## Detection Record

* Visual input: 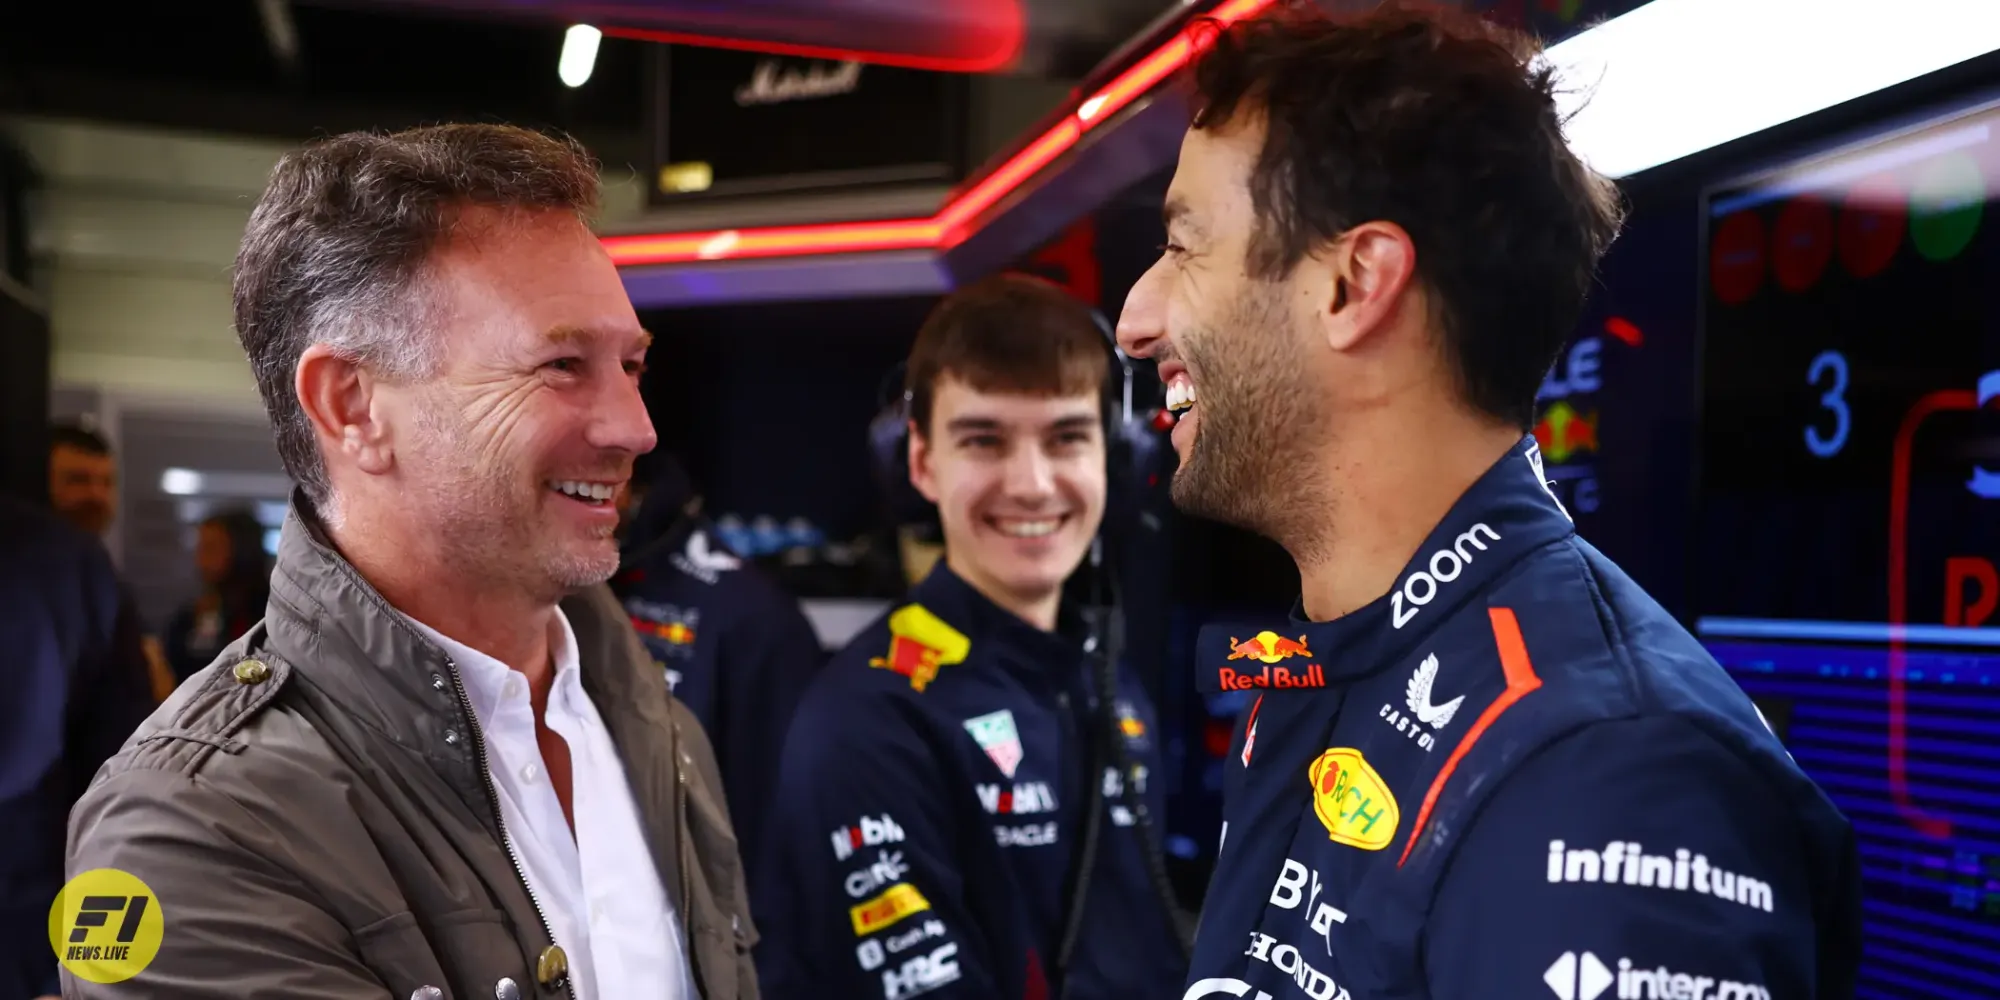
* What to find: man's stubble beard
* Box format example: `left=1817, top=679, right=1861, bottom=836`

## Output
left=408, top=402, right=620, bottom=603
left=1169, top=280, right=1333, bottom=557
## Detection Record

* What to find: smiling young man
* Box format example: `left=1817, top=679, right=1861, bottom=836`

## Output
left=1117, top=6, right=1862, bottom=1000
left=62, top=125, right=755, bottom=999
left=754, top=273, right=1186, bottom=1000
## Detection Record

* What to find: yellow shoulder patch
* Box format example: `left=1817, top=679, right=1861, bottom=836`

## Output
left=868, top=604, right=971, bottom=692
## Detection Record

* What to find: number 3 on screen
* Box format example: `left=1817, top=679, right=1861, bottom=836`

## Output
left=1804, top=350, right=1850, bottom=459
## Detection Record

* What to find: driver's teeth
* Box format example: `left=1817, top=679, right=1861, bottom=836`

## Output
left=1166, top=380, right=1198, bottom=413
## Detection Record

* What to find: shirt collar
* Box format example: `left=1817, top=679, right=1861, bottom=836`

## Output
left=1195, top=434, right=1576, bottom=694
left=402, top=607, right=584, bottom=723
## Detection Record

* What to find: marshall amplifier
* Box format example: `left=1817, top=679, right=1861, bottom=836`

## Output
left=646, top=45, right=969, bottom=204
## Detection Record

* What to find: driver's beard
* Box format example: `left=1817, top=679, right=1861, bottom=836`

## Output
left=1169, top=281, right=1334, bottom=560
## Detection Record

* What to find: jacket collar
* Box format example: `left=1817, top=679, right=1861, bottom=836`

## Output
left=261, top=493, right=678, bottom=760
left=261, top=493, right=691, bottom=916
left=1195, top=435, right=1577, bottom=694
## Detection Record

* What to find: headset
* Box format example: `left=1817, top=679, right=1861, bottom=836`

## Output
left=864, top=288, right=1159, bottom=538
left=864, top=275, right=1193, bottom=991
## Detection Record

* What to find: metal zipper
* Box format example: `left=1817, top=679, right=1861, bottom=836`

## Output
left=669, top=714, right=694, bottom=983
left=441, top=654, right=579, bottom=1000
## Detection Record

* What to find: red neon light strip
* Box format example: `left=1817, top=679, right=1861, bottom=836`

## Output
left=1885, top=389, right=1962, bottom=842
left=601, top=0, right=1025, bottom=77
left=605, top=0, right=1276, bottom=268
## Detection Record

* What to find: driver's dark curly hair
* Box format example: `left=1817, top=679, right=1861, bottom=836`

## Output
left=1189, top=1, right=1625, bottom=429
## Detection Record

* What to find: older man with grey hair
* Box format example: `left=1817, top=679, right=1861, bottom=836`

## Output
left=61, top=124, right=756, bottom=999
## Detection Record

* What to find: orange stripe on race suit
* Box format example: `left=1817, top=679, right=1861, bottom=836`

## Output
left=1397, top=606, right=1543, bottom=867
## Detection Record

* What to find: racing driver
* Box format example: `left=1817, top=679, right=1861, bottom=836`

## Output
left=1115, top=6, right=1864, bottom=1000
left=755, top=273, right=1187, bottom=1000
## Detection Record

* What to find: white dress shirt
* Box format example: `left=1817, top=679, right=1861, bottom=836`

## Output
left=405, top=608, right=694, bottom=1000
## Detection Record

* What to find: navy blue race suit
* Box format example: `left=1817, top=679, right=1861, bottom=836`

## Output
left=755, top=562, right=1187, bottom=1000
left=1182, top=437, right=1863, bottom=1000
left=613, top=511, right=825, bottom=899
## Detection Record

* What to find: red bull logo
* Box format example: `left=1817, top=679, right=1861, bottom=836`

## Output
left=869, top=604, right=971, bottom=693
left=631, top=616, right=696, bottom=646
left=1532, top=401, right=1598, bottom=464
left=1218, top=662, right=1328, bottom=691
left=1227, top=630, right=1313, bottom=664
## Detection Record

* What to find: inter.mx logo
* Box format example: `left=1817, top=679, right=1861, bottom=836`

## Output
left=831, top=814, right=905, bottom=861
left=1545, top=952, right=1770, bottom=1000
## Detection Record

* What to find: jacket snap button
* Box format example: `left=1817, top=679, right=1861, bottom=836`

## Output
left=495, top=976, right=521, bottom=1000
left=232, top=660, right=271, bottom=685
left=410, top=988, right=443, bottom=1000
left=536, top=945, right=569, bottom=988
left=442, top=729, right=460, bottom=746
left=431, top=673, right=447, bottom=691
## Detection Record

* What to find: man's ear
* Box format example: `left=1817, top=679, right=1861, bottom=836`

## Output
left=296, top=344, right=395, bottom=478
left=1314, top=220, right=1418, bottom=353
left=906, top=419, right=941, bottom=504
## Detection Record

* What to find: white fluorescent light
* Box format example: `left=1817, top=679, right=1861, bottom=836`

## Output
left=559, top=24, right=602, bottom=89
left=160, top=468, right=204, bottom=496
left=1547, top=0, right=2000, bottom=178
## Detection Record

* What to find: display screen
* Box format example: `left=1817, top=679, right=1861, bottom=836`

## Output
left=1697, top=95, right=2000, bottom=999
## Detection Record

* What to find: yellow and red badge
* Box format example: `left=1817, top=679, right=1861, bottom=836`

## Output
left=869, top=604, right=971, bottom=693
left=630, top=615, right=695, bottom=647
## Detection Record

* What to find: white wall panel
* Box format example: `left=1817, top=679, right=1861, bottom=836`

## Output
left=9, top=117, right=288, bottom=202
left=39, top=192, right=251, bottom=271
left=13, top=115, right=651, bottom=407
left=9, top=116, right=276, bottom=405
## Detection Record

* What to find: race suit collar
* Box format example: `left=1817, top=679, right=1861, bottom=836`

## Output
left=1195, top=435, right=1575, bottom=693
left=912, top=560, right=1089, bottom=678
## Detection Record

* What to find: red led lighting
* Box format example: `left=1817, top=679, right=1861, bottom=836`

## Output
left=605, top=0, right=1277, bottom=269
left=601, top=7, right=1024, bottom=77
left=1603, top=316, right=1644, bottom=347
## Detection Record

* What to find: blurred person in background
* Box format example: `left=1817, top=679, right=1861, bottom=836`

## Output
left=47, top=422, right=116, bottom=539
left=1116, top=5, right=1862, bottom=999
left=755, top=273, right=1187, bottom=1000
left=162, top=508, right=272, bottom=683
left=63, top=123, right=756, bottom=999
left=1, top=492, right=155, bottom=1000
left=612, top=452, right=826, bottom=901
left=47, top=423, right=177, bottom=702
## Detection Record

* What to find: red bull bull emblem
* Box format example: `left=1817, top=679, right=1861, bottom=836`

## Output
left=1219, top=631, right=1326, bottom=690
left=870, top=604, right=971, bottom=693
left=631, top=616, right=696, bottom=646
left=1532, top=401, right=1599, bottom=464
